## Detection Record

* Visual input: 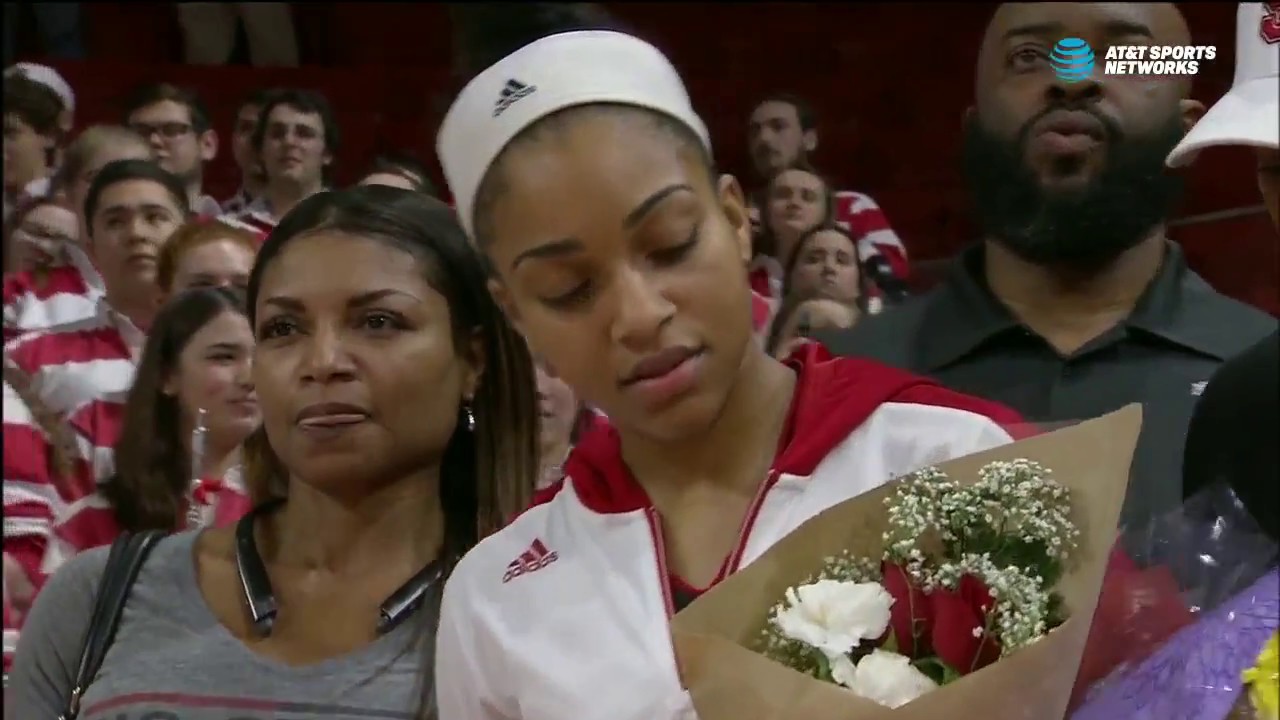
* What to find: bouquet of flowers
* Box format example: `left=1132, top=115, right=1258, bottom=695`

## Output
left=1070, top=482, right=1279, bottom=720
left=671, top=406, right=1141, bottom=720
left=756, top=458, right=1079, bottom=708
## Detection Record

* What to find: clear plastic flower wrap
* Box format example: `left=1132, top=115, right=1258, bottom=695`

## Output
left=1070, top=481, right=1280, bottom=720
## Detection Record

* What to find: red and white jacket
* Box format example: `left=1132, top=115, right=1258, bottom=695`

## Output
left=436, top=344, right=1024, bottom=720
left=2, top=294, right=139, bottom=587
left=832, top=190, right=908, bottom=285
left=3, top=244, right=104, bottom=343
left=1, top=303, right=138, bottom=674
left=41, top=469, right=252, bottom=574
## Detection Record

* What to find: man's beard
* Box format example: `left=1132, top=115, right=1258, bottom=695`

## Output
left=961, top=105, right=1187, bottom=270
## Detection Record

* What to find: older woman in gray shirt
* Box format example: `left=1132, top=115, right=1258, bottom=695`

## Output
left=6, top=186, right=540, bottom=719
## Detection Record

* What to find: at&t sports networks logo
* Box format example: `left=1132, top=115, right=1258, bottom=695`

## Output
left=1050, top=38, right=1216, bottom=82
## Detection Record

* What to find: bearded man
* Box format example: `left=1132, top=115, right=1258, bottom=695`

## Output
left=819, top=2, right=1276, bottom=528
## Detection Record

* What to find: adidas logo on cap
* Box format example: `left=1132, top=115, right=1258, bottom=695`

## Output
left=493, top=78, right=536, bottom=118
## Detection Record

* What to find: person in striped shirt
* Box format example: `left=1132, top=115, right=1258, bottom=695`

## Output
left=219, top=88, right=337, bottom=236
left=747, top=93, right=911, bottom=289
left=43, top=286, right=258, bottom=573
left=5, top=287, right=258, bottom=673
left=2, top=159, right=189, bottom=625
left=4, top=126, right=154, bottom=341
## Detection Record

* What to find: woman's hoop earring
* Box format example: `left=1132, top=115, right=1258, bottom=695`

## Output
left=465, top=404, right=476, bottom=432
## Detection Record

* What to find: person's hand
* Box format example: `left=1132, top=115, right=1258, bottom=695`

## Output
left=9, top=228, right=71, bottom=274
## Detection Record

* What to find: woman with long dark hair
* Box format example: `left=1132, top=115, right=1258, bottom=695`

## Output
left=41, top=286, right=259, bottom=573
left=782, top=223, right=867, bottom=310
left=6, top=186, right=539, bottom=719
left=762, top=223, right=876, bottom=358
left=432, top=14, right=1025, bottom=720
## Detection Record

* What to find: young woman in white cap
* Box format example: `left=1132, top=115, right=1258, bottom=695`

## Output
left=1172, top=1, right=1279, bottom=542
left=433, top=21, right=1028, bottom=720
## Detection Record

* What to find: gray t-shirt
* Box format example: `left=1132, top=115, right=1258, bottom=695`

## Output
left=5, top=530, right=430, bottom=720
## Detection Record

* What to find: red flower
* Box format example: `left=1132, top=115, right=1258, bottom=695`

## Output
left=881, top=562, right=932, bottom=657
left=930, top=574, right=1002, bottom=673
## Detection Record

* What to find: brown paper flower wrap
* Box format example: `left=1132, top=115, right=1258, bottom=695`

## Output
left=670, top=405, right=1142, bottom=720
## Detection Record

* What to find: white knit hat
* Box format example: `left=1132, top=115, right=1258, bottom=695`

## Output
left=1167, top=2, right=1279, bottom=166
left=437, top=30, right=710, bottom=240
left=6, top=62, right=75, bottom=113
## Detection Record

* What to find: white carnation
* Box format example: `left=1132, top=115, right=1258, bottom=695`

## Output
left=848, top=650, right=938, bottom=709
left=771, top=579, right=893, bottom=658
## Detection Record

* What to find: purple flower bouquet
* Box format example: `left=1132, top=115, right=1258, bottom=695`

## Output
left=1072, top=568, right=1278, bottom=720
left=1072, top=483, right=1279, bottom=720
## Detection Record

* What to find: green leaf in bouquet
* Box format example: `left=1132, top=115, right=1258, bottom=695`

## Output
left=912, top=655, right=965, bottom=686
left=881, top=628, right=899, bottom=655
left=813, top=649, right=832, bottom=681
left=991, top=537, right=1059, bottom=579
left=1045, top=591, right=1067, bottom=628
left=956, top=516, right=1003, bottom=557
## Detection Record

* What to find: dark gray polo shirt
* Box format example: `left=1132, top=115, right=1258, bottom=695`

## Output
left=818, top=243, right=1277, bottom=529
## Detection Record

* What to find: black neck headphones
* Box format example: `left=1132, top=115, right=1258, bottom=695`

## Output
left=235, top=498, right=444, bottom=637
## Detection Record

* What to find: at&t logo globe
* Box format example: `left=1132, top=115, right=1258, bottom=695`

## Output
left=1050, top=38, right=1095, bottom=82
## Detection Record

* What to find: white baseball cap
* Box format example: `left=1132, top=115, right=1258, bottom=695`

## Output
left=437, top=30, right=710, bottom=240
left=5, top=62, right=75, bottom=113
left=1167, top=2, right=1279, bottom=166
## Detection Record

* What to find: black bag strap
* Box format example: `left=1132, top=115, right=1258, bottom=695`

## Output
left=60, top=530, right=164, bottom=720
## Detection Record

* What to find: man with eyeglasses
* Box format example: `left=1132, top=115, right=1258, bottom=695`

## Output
left=123, top=82, right=222, bottom=217
left=220, top=88, right=337, bottom=235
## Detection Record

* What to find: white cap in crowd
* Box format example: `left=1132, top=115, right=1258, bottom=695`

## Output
left=5, top=62, right=76, bottom=114
left=1167, top=2, right=1279, bottom=166
left=437, top=30, right=710, bottom=240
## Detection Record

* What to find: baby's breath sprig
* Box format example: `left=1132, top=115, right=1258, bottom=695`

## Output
left=808, top=550, right=882, bottom=585
left=884, top=460, right=1079, bottom=589
left=960, top=460, right=1079, bottom=586
left=883, top=467, right=959, bottom=563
